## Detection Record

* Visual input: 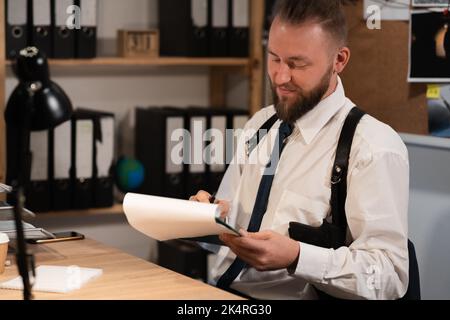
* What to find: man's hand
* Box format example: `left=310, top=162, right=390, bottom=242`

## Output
left=189, top=190, right=230, bottom=220
left=219, top=230, right=300, bottom=272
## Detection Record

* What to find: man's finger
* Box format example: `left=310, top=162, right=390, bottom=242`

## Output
left=225, top=243, right=262, bottom=267
left=189, top=190, right=211, bottom=203
left=219, top=233, right=239, bottom=243
left=220, top=234, right=258, bottom=253
left=246, top=230, right=272, bottom=241
left=225, top=235, right=264, bottom=254
left=196, top=190, right=211, bottom=203
left=216, top=200, right=230, bottom=218
left=239, top=229, right=249, bottom=237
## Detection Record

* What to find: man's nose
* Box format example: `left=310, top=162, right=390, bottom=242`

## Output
left=274, top=62, right=292, bottom=86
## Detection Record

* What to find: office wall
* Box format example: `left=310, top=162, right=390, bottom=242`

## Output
left=402, top=134, right=450, bottom=300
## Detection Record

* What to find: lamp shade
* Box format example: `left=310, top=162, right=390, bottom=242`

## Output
left=5, top=47, right=73, bottom=131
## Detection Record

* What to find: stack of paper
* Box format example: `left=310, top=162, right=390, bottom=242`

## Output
left=0, top=265, right=103, bottom=293
left=0, top=220, right=54, bottom=240
left=0, top=204, right=36, bottom=220
left=0, top=183, right=12, bottom=193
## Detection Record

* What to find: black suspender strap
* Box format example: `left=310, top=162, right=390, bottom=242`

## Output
left=330, top=107, right=366, bottom=230
left=246, top=107, right=366, bottom=235
left=256, top=114, right=279, bottom=141
left=245, top=114, right=278, bottom=157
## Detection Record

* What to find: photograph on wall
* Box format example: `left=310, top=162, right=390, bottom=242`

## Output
left=409, top=10, right=450, bottom=82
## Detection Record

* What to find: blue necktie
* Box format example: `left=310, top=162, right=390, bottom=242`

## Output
left=216, top=121, right=293, bottom=290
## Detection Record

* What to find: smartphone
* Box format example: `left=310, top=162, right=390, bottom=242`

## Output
left=27, top=231, right=85, bottom=244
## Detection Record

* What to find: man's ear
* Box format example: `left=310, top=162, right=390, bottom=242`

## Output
left=334, top=47, right=351, bottom=74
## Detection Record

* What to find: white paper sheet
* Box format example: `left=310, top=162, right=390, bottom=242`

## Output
left=123, top=193, right=239, bottom=241
left=0, top=265, right=102, bottom=293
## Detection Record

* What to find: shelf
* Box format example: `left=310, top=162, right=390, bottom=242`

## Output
left=0, top=0, right=265, bottom=191
left=34, top=203, right=124, bottom=219
left=5, top=57, right=250, bottom=67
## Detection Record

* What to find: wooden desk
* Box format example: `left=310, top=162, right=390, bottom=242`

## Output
left=0, top=239, right=242, bottom=300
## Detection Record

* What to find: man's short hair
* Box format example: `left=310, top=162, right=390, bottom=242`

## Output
left=271, top=0, right=349, bottom=47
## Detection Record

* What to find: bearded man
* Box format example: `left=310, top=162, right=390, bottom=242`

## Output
left=190, top=0, right=409, bottom=300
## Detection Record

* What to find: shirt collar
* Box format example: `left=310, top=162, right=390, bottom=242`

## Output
left=295, top=76, right=346, bottom=145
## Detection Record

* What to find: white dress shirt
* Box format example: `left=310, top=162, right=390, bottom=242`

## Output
left=209, top=77, right=410, bottom=300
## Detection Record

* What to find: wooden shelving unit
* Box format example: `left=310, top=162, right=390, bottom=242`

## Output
left=0, top=0, right=265, bottom=212
left=5, top=57, right=250, bottom=67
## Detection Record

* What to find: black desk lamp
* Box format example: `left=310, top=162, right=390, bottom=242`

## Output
left=4, top=47, right=73, bottom=300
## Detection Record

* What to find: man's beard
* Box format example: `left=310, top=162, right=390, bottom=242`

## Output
left=272, top=66, right=333, bottom=124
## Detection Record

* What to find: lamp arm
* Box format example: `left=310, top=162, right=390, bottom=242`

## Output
left=12, top=85, right=36, bottom=300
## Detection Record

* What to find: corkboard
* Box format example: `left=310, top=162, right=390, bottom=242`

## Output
left=341, top=2, right=428, bottom=134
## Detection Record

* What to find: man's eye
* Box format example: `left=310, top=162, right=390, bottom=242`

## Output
left=272, top=58, right=281, bottom=63
left=290, top=63, right=307, bottom=69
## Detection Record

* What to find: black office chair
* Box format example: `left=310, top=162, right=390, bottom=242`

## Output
left=400, top=240, right=421, bottom=300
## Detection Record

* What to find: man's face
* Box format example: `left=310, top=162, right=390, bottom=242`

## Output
left=268, top=18, right=337, bottom=123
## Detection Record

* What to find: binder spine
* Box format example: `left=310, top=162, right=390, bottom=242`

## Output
left=136, top=108, right=165, bottom=196
left=93, top=115, right=115, bottom=207
left=31, top=0, right=52, bottom=58
left=71, top=116, right=94, bottom=209
left=184, top=108, right=208, bottom=198
left=207, top=112, right=227, bottom=193
left=190, top=0, right=210, bottom=57
left=26, top=130, right=51, bottom=212
left=51, top=0, right=76, bottom=59
left=6, top=0, right=29, bottom=59
left=74, top=109, right=115, bottom=208
left=75, top=0, right=97, bottom=58
left=229, top=0, right=249, bottom=57
left=159, top=0, right=191, bottom=56
left=164, top=115, right=186, bottom=199
left=51, top=122, right=73, bottom=211
left=210, top=0, right=229, bottom=57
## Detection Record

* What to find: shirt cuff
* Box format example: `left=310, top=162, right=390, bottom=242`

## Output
left=288, top=242, right=332, bottom=284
